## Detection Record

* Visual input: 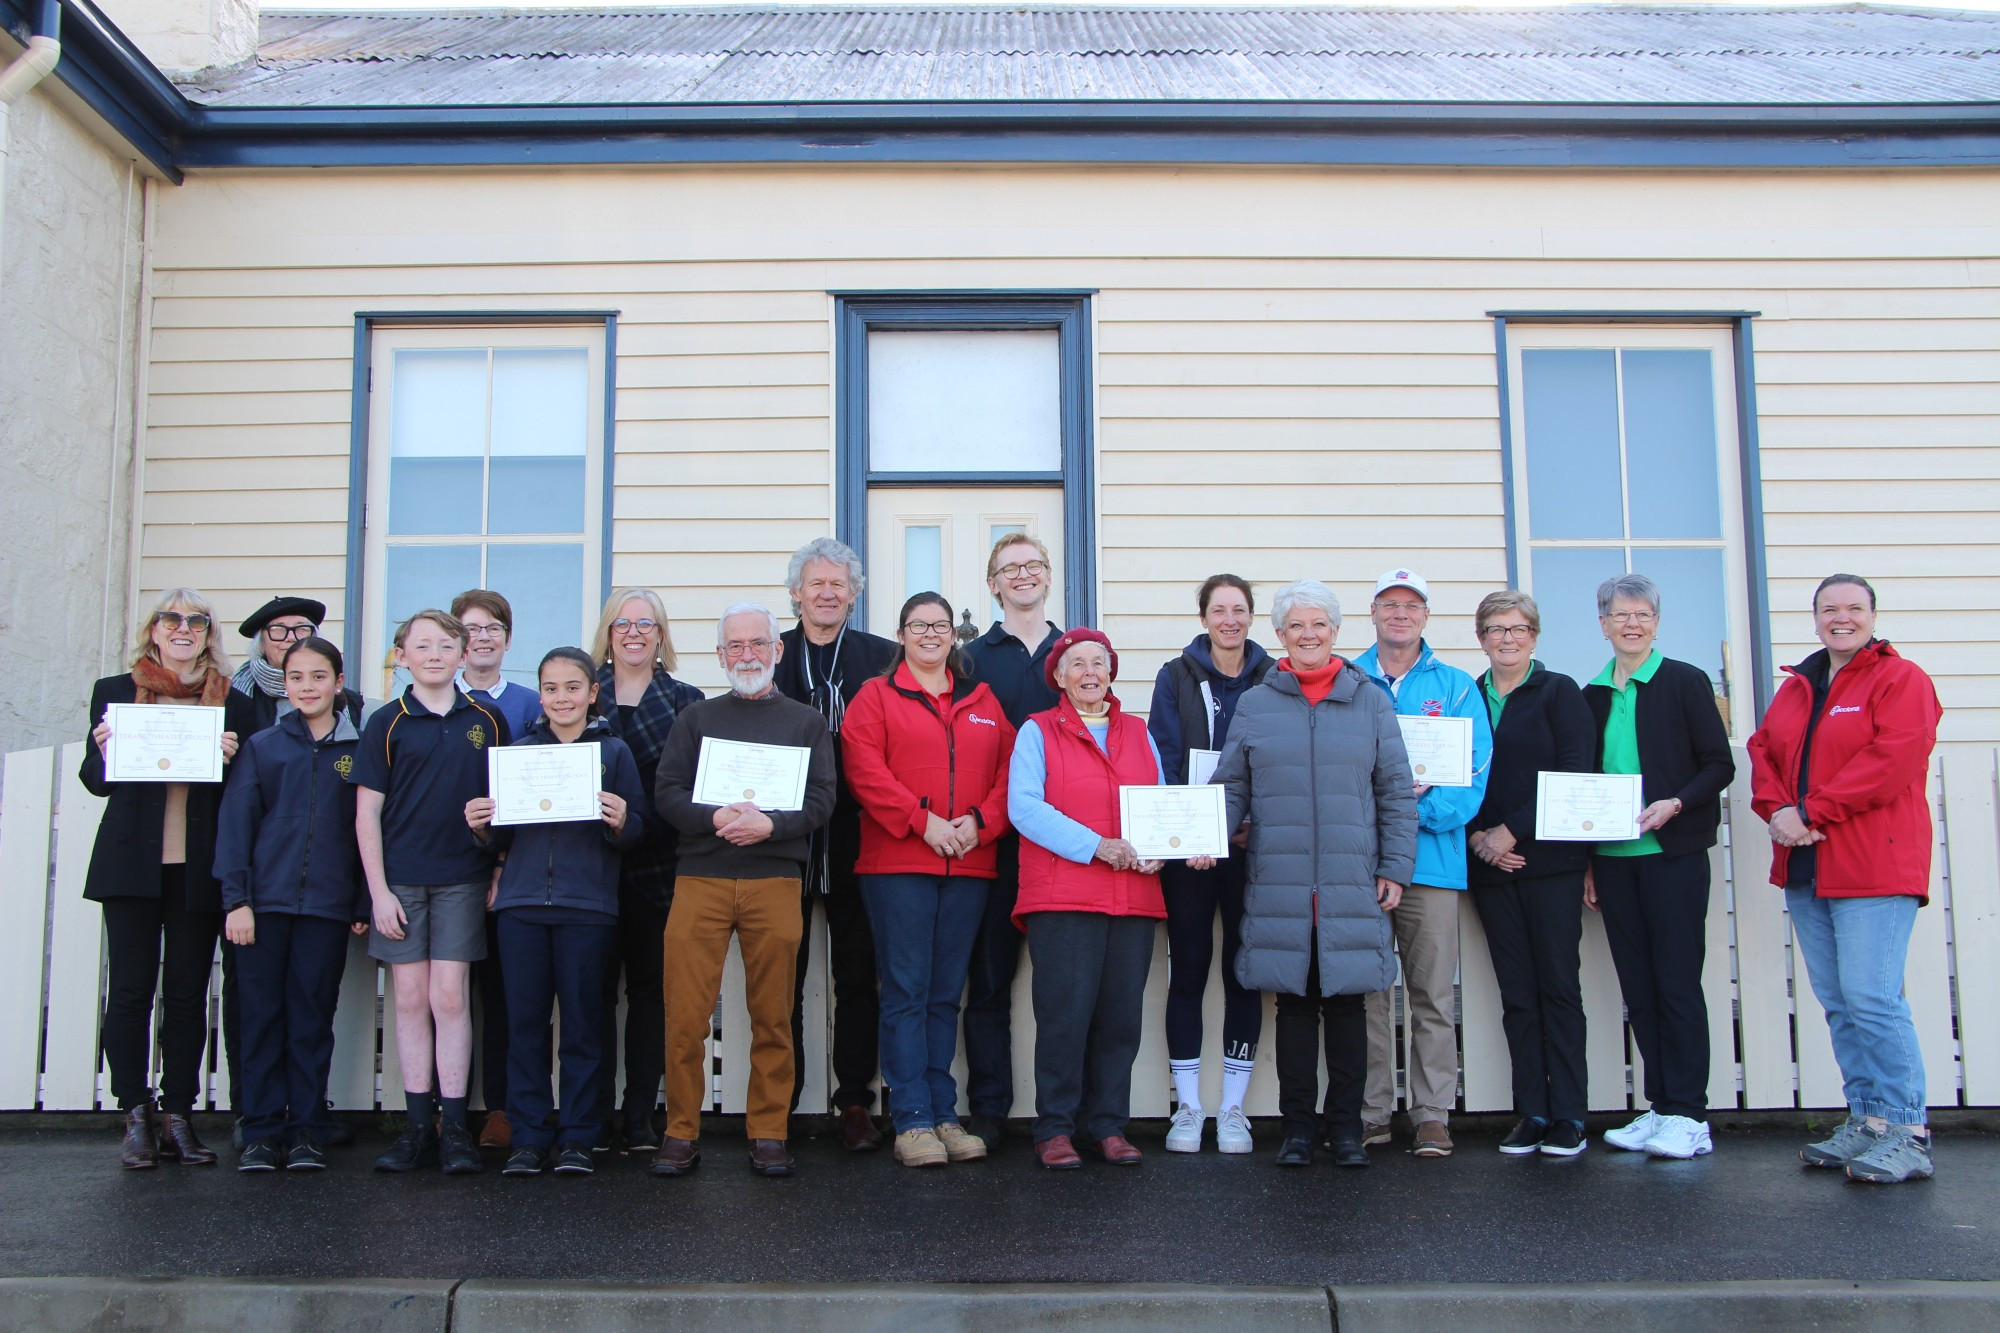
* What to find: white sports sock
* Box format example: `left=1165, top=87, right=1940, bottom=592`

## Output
left=1220, top=1058, right=1255, bottom=1113
left=1170, top=1059, right=1203, bottom=1114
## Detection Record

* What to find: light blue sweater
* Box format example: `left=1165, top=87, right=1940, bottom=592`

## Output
left=1007, top=714, right=1166, bottom=865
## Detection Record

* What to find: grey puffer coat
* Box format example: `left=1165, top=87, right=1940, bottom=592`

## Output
left=1217, top=662, right=1418, bottom=998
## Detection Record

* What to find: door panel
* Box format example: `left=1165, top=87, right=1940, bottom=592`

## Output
left=865, top=488, right=1065, bottom=638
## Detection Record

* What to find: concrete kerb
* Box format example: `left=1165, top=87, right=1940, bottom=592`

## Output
left=4, top=1277, right=2000, bottom=1331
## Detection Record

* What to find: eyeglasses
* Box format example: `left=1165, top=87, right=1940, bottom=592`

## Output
left=722, top=638, right=775, bottom=659
left=996, top=560, right=1049, bottom=579
left=1480, top=624, right=1537, bottom=640
left=903, top=620, right=953, bottom=636
left=1375, top=600, right=1427, bottom=614
left=1603, top=611, right=1658, bottom=625
left=264, top=622, right=316, bottom=642
left=611, top=618, right=659, bottom=633
left=464, top=623, right=508, bottom=640
left=156, top=612, right=211, bottom=632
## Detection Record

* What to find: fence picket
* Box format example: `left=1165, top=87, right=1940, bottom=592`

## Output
left=44, top=744, right=108, bottom=1110
left=1946, top=748, right=2000, bottom=1103
left=1456, top=894, right=1511, bottom=1113
left=328, top=938, right=379, bottom=1110
left=1580, top=912, right=1629, bottom=1110
left=0, top=749, right=56, bottom=1107
left=1909, top=760, right=1959, bottom=1105
left=1703, top=842, right=1737, bottom=1113
left=1729, top=776, right=1795, bottom=1108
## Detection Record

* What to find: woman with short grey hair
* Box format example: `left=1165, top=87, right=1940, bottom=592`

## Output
left=1583, top=573, right=1735, bottom=1161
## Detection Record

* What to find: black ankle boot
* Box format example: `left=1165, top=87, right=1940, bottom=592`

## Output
left=120, top=1105, right=158, bottom=1170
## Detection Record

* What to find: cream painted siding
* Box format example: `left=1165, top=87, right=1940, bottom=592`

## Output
left=137, top=167, right=1998, bottom=728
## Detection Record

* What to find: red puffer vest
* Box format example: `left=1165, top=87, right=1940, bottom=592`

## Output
left=1012, top=694, right=1168, bottom=928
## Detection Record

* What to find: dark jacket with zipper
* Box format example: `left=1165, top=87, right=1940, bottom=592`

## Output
left=489, top=716, right=647, bottom=916
left=1467, top=663, right=1595, bottom=887
left=79, top=673, right=259, bottom=911
left=1583, top=655, right=1737, bottom=857
left=214, top=710, right=367, bottom=921
left=1145, top=635, right=1275, bottom=785
left=235, top=680, right=367, bottom=738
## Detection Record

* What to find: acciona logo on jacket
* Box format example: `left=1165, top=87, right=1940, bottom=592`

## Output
left=967, top=713, right=999, bottom=727
left=1830, top=705, right=1864, bottom=715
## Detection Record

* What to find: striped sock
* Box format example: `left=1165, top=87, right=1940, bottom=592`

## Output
left=1221, top=1058, right=1255, bottom=1113
left=1170, top=1059, right=1203, bottom=1114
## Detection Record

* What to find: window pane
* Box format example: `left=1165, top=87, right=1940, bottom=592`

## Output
left=1522, top=349, right=1624, bottom=541
left=1640, top=547, right=1731, bottom=688
left=487, top=350, right=589, bottom=535
left=1623, top=350, right=1723, bottom=540
left=1529, top=546, right=1626, bottom=685
left=389, top=349, right=487, bottom=535
left=384, top=545, right=483, bottom=691
left=868, top=330, right=1061, bottom=473
left=490, top=458, right=586, bottom=535
left=487, top=544, right=585, bottom=689
left=903, top=525, right=942, bottom=604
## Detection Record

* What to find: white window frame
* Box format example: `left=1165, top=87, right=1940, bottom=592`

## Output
left=359, top=324, right=608, bottom=700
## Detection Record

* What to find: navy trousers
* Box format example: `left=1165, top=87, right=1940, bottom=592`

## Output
left=498, top=910, right=616, bottom=1149
left=1025, top=911, right=1155, bottom=1145
left=234, top=911, right=350, bottom=1145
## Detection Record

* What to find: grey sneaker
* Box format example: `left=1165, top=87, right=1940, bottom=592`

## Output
left=1801, top=1115, right=1879, bottom=1169
left=1846, top=1125, right=1934, bottom=1184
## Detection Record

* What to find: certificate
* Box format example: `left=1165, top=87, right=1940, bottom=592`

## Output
left=1536, top=771, right=1644, bottom=842
left=1186, top=748, right=1222, bottom=786
left=1119, top=784, right=1230, bottom=861
left=1397, top=714, right=1474, bottom=788
left=104, top=703, right=225, bottom=783
left=692, top=736, right=812, bottom=812
left=489, top=741, right=601, bottom=826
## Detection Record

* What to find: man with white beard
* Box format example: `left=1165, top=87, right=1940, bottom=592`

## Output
left=651, top=604, right=838, bottom=1178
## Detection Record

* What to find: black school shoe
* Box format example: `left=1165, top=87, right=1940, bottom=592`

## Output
left=1499, top=1117, right=1549, bottom=1155
left=1275, top=1133, right=1314, bottom=1167
left=552, top=1143, right=595, bottom=1175
left=374, top=1122, right=440, bottom=1173
left=440, top=1121, right=484, bottom=1175
left=1327, top=1133, right=1370, bottom=1168
left=503, top=1145, right=549, bottom=1176
left=1539, top=1120, right=1588, bottom=1157
left=286, top=1136, right=329, bottom=1171
left=622, top=1106, right=662, bottom=1154
left=237, top=1139, right=282, bottom=1173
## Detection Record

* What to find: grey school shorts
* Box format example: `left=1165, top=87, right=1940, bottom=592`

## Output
left=368, top=881, right=489, bottom=964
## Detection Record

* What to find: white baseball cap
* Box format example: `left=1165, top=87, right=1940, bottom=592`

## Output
left=1373, top=568, right=1430, bottom=602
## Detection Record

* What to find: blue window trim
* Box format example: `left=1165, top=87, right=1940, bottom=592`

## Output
left=342, top=310, right=620, bottom=650
left=834, top=292, right=1095, bottom=630
left=1489, top=310, right=1775, bottom=722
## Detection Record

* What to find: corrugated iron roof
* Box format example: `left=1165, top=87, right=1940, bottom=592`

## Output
left=180, top=5, right=2000, bottom=107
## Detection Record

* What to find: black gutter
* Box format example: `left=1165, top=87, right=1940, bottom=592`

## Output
left=5, top=0, right=184, bottom=178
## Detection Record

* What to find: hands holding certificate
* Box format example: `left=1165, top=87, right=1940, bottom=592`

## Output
left=96, top=703, right=236, bottom=782
left=468, top=741, right=628, bottom=834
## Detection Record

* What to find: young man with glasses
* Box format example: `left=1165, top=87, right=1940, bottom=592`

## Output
left=960, top=533, right=1063, bottom=1147
left=234, top=596, right=368, bottom=734
left=772, top=539, right=896, bottom=1151
left=1351, top=568, right=1493, bottom=1160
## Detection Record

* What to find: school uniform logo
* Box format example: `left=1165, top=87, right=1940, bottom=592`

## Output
left=333, top=754, right=355, bottom=780
left=467, top=723, right=488, bottom=749
left=1421, top=699, right=1445, bottom=717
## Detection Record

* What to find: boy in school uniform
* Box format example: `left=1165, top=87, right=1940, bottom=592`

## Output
left=354, top=609, right=509, bottom=1175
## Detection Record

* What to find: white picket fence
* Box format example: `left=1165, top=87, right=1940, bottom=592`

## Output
left=2, top=740, right=1996, bottom=1118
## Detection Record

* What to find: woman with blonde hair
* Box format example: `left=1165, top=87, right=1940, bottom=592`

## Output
left=82, top=587, right=256, bottom=1168
left=590, top=587, right=705, bottom=1150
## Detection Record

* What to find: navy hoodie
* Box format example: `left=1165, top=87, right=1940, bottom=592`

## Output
left=1146, top=635, right=1275, bottom=784
left=214, top=709, right=368, bottom=922
left=489, top=715, right=647, bottom=916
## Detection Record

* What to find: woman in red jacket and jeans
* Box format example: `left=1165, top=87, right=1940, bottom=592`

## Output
left=842, top=593, right=1015, bottom=1168
left=1749, top=574, right=1942, bottom=1184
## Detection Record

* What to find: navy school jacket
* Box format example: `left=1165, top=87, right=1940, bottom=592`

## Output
left=488, top=715, right=647, bottom=916
left=214, top=709, right=368, bottom=922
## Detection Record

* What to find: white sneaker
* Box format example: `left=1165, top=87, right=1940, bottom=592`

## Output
left=1216, top=1106, right=1254, bottom=1155
left=1165, top=1104, right=1205, bottom=1153
left=1642, top=1115, right=1714, bottom=1160
left=1603, top=1110, right=1663, bottom=1152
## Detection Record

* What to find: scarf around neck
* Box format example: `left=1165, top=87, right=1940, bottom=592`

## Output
left=133, top=654, right=232, bottom=707
left=233, top=655, right=287, bottom=699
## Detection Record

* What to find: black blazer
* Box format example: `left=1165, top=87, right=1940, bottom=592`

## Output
left=79, top=673, right=259, bottom=911
left=1583, top=655, right=1736, bottom=857
left=1468, top=664, right=1595, bottom=886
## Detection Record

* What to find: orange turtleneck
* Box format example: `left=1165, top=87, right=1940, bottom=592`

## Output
left=1280, top=656, right=1342, bottom=705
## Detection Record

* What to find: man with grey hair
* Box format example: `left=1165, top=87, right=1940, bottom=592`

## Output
left=773, top=537, right=896, bottom=1150
left=651, top=603, right=838, bottom=1178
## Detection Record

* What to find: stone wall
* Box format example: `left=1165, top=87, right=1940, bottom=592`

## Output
left=0, top=86, right=143, bottom=754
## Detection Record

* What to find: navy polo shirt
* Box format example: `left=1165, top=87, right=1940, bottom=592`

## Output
left=352, top=688, right=510, bottom=885
left=458, top=673, right=542, bottom=739
left=964, top=619, right=1063, bottom=728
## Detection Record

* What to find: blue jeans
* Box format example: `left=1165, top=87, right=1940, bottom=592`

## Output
left=1786, top=888, right=1926, bottom=1125
left=860, top=873, right=990, bottom=1132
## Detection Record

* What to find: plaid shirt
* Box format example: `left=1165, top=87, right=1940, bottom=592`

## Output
left=596, top=663, right=706, bottom=906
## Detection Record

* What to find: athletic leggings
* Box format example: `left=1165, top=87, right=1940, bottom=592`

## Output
left=1161, top=857, right=1261, bottom=1062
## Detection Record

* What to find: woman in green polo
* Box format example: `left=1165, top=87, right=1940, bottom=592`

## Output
left=1582, top=574, right=1735, bottom=1162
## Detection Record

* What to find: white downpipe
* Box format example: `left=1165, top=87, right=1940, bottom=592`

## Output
left=0, top=31, right=64, bottom=302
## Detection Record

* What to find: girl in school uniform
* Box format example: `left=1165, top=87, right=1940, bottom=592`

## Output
left=214, top=636, right=371, bottom=1172
left=467, top=647, right=648, bottom=1176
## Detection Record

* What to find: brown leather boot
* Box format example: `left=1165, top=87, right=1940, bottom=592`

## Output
left=157, top=1112, right=218, bottom=1165
left=120, top=1105, right=158, bottom=1170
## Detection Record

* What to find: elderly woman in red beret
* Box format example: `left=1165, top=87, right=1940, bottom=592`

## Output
left=1006, top=628, right=1168, bottom=1169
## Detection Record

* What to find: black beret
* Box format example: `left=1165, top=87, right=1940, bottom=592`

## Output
left=239, top=596, right=327, bottom=639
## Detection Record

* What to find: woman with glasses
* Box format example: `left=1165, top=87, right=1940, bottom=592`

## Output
left=231, top=597, right=368, bottom=734
left=82, top=588, right=256, bottom=1168
left=1583, top=573, right=1735, bottom=1160
left=1464, top=591, right=1596, bottom=1157
left=840, top=594, right=1015, bottom=1168
left=590, top=589, right=706, bottom=1152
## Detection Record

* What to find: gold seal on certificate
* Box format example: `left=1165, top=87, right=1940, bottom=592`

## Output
left=488, top=741, right=602, bottom=826
left=1535, top=771, right=1644, bottom=842
left=104, top=703, right=226, bottom=784
left=1119, top=784, right=1230, bottom=861
left=1396, top=715, right=1474, bottom=787
left=693, top=736, right=812, bottom=812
